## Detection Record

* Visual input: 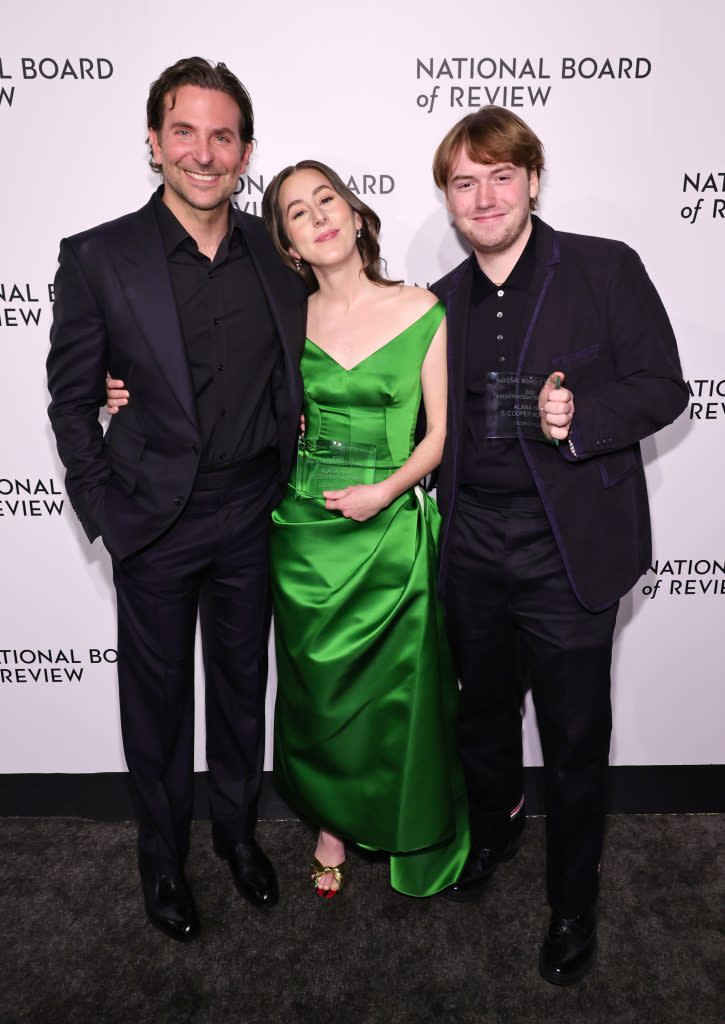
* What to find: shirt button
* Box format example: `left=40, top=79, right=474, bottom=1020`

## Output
left=220, top=408, right=227, bottom=417
left=218, top=451, right=226, bottom=461
left=214, top=318, right=222, bottom=327
left=174, top=496, right=185, bottom=506
left=497, top=334, right=503, bottom=341
left=217, top=363, right=224, bottom=373
left=497, top=289, right=504, bottom=297
left=496, top=311, right=503, bottom=318
left=498, top=355, right=506, bottom=364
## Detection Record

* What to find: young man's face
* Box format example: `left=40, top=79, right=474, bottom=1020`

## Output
left=445, top=148, right=538, bottom=257
left=148, top=84, right=252, bottom=214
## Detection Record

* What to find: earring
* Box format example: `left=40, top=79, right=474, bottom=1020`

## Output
left=356, top=228, right=362, bottom=239
left=294, top=257, right=302, bottom=271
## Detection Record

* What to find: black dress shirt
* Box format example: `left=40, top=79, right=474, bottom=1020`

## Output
left=461, top=221, right=543, bottom=500
left=152, top=188, right=281, bottom=469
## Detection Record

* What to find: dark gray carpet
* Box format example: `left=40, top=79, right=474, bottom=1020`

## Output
left=2, top=815, right=723, bottom=1024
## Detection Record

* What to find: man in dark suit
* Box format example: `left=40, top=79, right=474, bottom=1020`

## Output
left=430, top=107, right=687, bottom=984
left=47, top=57, right=306, bottom=942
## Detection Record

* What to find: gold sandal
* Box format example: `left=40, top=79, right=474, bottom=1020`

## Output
left=310, top=856, right=348, bottom=900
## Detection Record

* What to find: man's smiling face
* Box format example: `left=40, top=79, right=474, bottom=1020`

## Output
left=148, top=84, right=251, bottom=214
left=445, top=148, right=538, bottom=257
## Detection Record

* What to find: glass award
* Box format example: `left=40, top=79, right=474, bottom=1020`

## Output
left=485, top=371, right=560, bottom=443
left=295, top=437, right=377, bottom=499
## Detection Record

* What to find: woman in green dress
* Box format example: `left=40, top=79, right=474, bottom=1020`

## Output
left=262, top=161, right=468, bottom=898
left=105, top=161, right=468, bottom=899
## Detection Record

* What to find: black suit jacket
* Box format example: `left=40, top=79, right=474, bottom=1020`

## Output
left=47, top=197, right=307, bottom=561
left=431, top=217, right=688, bottom=612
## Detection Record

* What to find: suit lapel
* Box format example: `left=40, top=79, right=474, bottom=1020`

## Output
left=444, top=257, right=474, bottom=465
left=113, top=200, right=199, bottom=431
left=233, top=208, right=305, bottom=415
left=517, top=217, right=560, bottom=373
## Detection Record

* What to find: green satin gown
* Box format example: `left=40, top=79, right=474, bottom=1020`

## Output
left=270, top=300, right=469, bottom=896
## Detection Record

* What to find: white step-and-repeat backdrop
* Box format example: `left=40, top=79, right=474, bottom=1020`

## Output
left=1, top=0, right=723, bottom=776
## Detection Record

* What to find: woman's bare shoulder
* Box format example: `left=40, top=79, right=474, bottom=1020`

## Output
left=394, top=284, right=440, bottom=316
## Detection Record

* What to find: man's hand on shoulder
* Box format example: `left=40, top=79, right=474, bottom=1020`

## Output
left=106, top=374, right=129, bottom=414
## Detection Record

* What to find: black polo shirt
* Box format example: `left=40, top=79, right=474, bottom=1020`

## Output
left=461, top=221, right=542, bottom=499
left=152, top=187, right=280, bottom=469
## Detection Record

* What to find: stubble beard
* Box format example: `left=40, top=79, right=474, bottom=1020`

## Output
left=164, top=164, right=234, bottom=213
left=468, top=205, right=532, bottom=258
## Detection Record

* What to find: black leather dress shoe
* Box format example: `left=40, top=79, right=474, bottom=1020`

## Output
left=141, top=870, right=200, bottom=943
left=213, top=837, right=279, bottom=910
left=539, top=907, right=597, bottom=985
left=443, top=830, right=523, bottom=903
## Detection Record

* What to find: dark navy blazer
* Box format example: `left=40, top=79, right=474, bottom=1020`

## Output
left=47, top=198, right=307, bottom=561
left=431, top=216, right=688, bottom=612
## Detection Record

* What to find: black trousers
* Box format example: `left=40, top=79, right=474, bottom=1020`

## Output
left=444, top=492, right=618, bottom=915
left=112, top=454, right=278, bottom=873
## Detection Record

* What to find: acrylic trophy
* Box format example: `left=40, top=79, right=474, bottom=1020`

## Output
left=485, top=372, right=561, bottom=443
left=295, top=438, right=377, bottom=499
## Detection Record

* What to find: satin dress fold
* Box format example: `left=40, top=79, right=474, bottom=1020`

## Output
left=270, top=301, right=469, bottom=896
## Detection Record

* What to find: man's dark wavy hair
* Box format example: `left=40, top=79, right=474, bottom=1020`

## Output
left=146, top=56, right=254, bottom=172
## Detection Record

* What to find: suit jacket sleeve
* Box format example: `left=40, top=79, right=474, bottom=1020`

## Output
left=564, top=245, right=688, bottom=460
left=46, top=238, right=111, bottom=541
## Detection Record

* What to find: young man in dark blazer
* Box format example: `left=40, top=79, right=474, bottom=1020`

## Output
left=47, top=58, right=306, bottom=942
left=430, top=107, right=687, bottom=984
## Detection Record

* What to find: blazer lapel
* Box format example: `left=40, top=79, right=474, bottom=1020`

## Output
left=233, top=208, right=306, bottom=414
left=113, top=200, right=199, bottom=431
left=444, top=256, right=475, bottom=469
left=517, top=217, right=561, bottom=373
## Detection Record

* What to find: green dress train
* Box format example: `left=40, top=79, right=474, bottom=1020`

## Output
left=269, top=301, right=469, bottom=897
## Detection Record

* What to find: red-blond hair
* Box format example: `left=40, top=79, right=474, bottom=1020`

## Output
left=433, top=106, right=545, bottom=211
